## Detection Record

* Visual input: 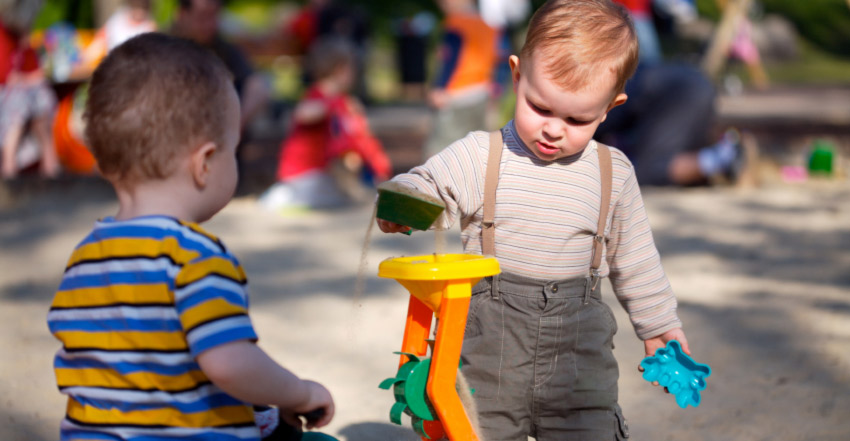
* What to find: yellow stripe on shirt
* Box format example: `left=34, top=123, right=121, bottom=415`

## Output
left=52, top=283, right=173, bottom=308
left=67, top=398, right=255, bottom=428
left=68, top=237, right=200, bottom=268
left=176, top=256, right=246, bottom=287
left=180, top=298, right=247, bottom=331
left=56, top=367, right=208, bottom=391
left=55, top=330, right=188, bottom=351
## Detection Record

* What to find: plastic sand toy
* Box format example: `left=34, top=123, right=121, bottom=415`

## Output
left=376, top=182, right=446, bottom=234
left=378, top=254, right=500, bottom=440
left=640, top=340, right=711, bottom=408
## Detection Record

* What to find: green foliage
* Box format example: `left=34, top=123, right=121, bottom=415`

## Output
left=761, top=0, right=850, bottom=57
left=152, top=0, right=178, bottom=29
left=697, top=0, right=850, bottom=57
left=34, top=0, right=94, bottom=29
left=695, top=0, right=722, bottom=21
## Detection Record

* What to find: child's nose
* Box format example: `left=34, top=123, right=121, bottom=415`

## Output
left=542, top=120, right=565, bottom=139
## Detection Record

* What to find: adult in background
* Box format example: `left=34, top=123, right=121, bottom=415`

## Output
left=173, top=0, right=269, bottom=132
left=424, top=0, right=497, bottom=160
left=596, top=0, right=744, bottom=186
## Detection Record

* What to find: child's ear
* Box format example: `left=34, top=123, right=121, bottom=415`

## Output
left=601, top=93, right=628, bottom=123
left=509, top=55, right=521, bottom=92
left=191, top=142, right=217, bottom=189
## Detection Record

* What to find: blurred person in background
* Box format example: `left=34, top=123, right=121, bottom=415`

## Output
left=93, top=0, right=157, bottom=54
left=259, top=38, right=391, bottom=212
left=72, top=0, right=157, bottom=80
left=393, top=7, right=435, bottom=102
left=596, top=0, right=745, bottom=186
left=0, top=0, right=59, bottom=179
left=286, top=0, right=328, bottom=57
left=424, top=0, right=497, bottom=159
left=478, top=0, right=530, bottom=94
left=314, top=0, right=370, bottom=101
left=173, top=0, right=269, bottom=132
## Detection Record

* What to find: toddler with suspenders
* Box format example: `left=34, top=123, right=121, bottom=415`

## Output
left=377, top=1, right=692, bottom=439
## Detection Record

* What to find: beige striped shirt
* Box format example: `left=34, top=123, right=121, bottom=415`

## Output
left=393, top=121, right=681, bottom=339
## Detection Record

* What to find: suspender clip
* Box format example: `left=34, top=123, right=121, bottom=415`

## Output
left=584, top=269, right=600, bottom=304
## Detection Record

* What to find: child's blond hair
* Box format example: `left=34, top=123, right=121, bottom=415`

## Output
left=520, top=0, right=639, bottom=95
left=84, top=33, right=233, bottom=182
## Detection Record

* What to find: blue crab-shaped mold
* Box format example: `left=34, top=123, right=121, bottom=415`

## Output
left=640, top=340, right=711, bottom=408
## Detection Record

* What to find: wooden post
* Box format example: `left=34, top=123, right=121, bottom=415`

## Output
left=701, top=0, right=753, bottom=80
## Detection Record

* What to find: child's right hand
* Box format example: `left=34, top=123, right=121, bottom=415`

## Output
left=282, top=380, right=334, bottom=430
left=377, top=218, right=412, bottom=234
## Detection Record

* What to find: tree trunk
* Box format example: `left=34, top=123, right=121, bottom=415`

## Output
left=701, top=0, right=753, bottom=80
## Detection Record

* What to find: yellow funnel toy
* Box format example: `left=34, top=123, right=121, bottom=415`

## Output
left=378, top=254, right=500, bottom=441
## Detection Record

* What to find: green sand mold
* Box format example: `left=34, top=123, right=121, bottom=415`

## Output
left=376, top=182, right=446, bottom=233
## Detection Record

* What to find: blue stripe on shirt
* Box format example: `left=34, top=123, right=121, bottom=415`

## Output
left=190, top=326, right=257, bottom=356
left=78, top=225, right=220, bottom=257
left=72, top=392, right=244, bottom=414
left=54, top=357, right=199, bottom=376
left=49, top=318, right=183, bottom=333
left=59, top=270, right=171, bottom=291
left=176, top=286, right=248, bottom=312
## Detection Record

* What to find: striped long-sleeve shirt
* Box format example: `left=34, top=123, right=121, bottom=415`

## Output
left=48, top=215, right=261, bottom=441
left=394, top=121, right=681, bottom=339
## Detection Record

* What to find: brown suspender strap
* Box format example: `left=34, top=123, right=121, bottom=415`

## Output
left=482, top=130, right=503, bottom=256
left=482, top=132, right=613, bottom=273
left=591, top=143, right=613, bottom=272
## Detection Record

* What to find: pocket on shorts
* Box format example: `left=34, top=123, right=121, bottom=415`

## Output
left=461, top=293, right=503, bottom=400
left=463, top=291, right=488, bottom=338
left=592, top=297, right=618, bottom=339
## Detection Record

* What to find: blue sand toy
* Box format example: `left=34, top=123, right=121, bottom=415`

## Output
left=640, top=340, right=711, bottom=408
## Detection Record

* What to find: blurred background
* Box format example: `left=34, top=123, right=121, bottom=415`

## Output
left=3, top=0, right=849, bottom=189
left=0, top=1, right=849, bottom=440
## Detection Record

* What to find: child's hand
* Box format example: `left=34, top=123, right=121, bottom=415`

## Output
left=281, top=380, right=335, bottom=430
left=639, top=327, right=691, bottom=390
left=642, top=327, right=690, bottom=358
left=377, top=218, right=412, bottom=234
left=428, top=89, right=449, bottom=109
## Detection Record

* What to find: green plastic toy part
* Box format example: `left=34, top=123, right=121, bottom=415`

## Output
left=379, top=352, right=471, bottom=439
left=376, top=182, right=446, bottom=234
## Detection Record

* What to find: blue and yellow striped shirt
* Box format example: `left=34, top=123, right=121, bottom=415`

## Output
left=48, top=215, right=261, bottom=440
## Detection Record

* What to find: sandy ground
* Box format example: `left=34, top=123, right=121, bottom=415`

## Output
left=1, top=178, right=849, bottom=441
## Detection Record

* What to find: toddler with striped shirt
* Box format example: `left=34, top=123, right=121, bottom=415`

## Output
left=378, top=1, right=692, bottom=439
left=47, top=33, right=334, bottom=441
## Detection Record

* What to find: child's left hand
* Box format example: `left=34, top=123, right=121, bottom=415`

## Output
left=639, top=327, right=690, bottom=390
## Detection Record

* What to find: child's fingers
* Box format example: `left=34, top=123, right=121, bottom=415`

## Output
left=280, top=412, right=302, bottom=431
left=377, top=219, right=411, bottom=234
left=305, top=405, right=333, bottom=429
left=317, top=405, right=334, bottom=428
left=678, top=336, right=692, bottom=356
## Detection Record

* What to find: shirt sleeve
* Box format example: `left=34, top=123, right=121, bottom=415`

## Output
left=392, top=131, right=487, bottom=231
left=606, top=163, right=682, bottom=340
left=174, top=253, right=258, bottom=357
left=433, top=30, right=463, bottom=89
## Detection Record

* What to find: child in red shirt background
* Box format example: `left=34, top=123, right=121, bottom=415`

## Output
left=259, top=37, right=390, bottom=212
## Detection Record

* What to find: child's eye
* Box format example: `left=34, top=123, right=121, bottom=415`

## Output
left=529, top=101, right=551, bottom=115
left=567, top=117, right=592, bottom=126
